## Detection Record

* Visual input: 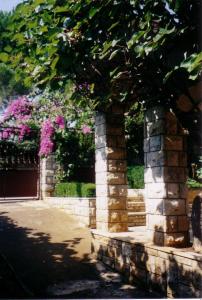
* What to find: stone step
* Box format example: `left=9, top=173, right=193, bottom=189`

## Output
left=127, top=201, right=145, bottom=212
left=128, top=212, right=146, bottom=227
left=128, top=189, right=145, bottom=198
left=127, top=196, right=144, bottom=203
left=128, top=221, right=146, bottom=227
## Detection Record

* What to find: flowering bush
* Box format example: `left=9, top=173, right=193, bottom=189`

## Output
left=2, top=96, right=66, bottom=156
left=4, top=96, right=32, bottom=121
left=1, top=91, right=94, bottom=160
left=18, top=124, right=31, bottom=141
left=39, top=119, right=55, bottom=156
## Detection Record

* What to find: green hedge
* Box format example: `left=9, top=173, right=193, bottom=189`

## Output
left=54, top=166, right=145, bottom=196
left=127, top=165, right=144, bottom=189
left=187, top=178, right=202, bottom=189
left=54, top=182, right=96, bottom=197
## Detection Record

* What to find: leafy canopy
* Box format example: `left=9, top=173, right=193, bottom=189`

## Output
left=2, top=0, right=202, bottom=110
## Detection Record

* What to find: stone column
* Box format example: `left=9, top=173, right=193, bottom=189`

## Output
left=144, top=106, right=189, bottom=247
left=95, top=105, right=128, bottom=232
left=40, top=154, right=56, bottom=200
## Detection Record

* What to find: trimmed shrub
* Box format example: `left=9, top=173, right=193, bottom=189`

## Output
left=187, top=178, right=202, bottom=189
left=127, top=165, right=144, bottom=189
left=54, top=182, right=96, bottom=197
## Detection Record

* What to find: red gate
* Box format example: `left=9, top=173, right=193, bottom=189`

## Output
left=0, top=168, right=39, bottom=199
left=0, top=126, right=39, bottom=200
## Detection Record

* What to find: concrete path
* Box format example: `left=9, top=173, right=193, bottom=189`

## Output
left=0, top=201, right=160, bottom=298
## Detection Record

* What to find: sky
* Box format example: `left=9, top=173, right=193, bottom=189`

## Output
left=0, top=0, right=23, bottom=11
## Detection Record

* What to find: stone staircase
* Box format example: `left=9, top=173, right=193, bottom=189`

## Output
left=127, top=189, right=146, bottom=227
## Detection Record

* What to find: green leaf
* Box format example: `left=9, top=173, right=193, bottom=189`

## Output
left=99, top=40, right=114, bottom=59
left=51, top=55, right=59, bottom=70
left=13, top=33, right=25, bottom=45
left=4, top=45, right=12, bottom=53
left=180, top=52, right=202, bottom=73
left=109, top=49, right=119, bottom=60
left=110, top=67, right=119, bottom=78
left=65, top=79, right=75, bottom=99
left=153, top=27, right=175, bottom=43
left=127, top=31, right=145, bottom=49
left=102, top=40, right=112, bottom=53
left=112, top=39, right=120, bottom=47
left=0, top=52, right=9, bottom=62
left=54, top=7, right=70, bottom=13
left=34, top=0, right=44, bottom=5
left=108, top=22, right=119, bottom=31
left=89, top=7, right=100, bottom=19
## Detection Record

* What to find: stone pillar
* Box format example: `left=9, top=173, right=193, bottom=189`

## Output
left=144, top=106, right=189, bottom=247
left=95, top=105, right=128, bottom=232
left=40, top=154, right=56, bottom=200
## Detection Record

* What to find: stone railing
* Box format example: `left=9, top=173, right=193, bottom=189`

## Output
left=44, top=187, right=201, bottom=247
left=45, top=197, right=96, bottom=228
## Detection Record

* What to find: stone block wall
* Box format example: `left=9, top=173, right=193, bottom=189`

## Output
left=95, top=106, right=128, bottom=232
left=91, top=230, right=202, bottom=298
left=45, top=197, right=96, bottom=228
left=40, top=154, right=57, bottom=199
left=144, top=107, right=189, bottom=247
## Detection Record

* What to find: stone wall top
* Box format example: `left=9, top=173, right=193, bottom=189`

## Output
left=91, top=229, right=202, bottom=262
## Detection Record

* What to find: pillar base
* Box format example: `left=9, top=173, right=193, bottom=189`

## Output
left=97, top=222, right=128, bottom=233
left=147, top=230, right=189, bottom=247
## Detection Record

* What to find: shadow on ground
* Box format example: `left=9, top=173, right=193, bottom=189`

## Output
left=0, top=207, right=160, bottom=299
left=0, top=210, right=99, bottom=298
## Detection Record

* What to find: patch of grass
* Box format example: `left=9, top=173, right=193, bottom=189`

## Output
left=127, top=165, right=144, bottom=189
left=54, top=182, right=96, bottom=197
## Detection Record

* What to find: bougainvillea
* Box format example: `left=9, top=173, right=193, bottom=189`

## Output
left=4, top=96, right=32, bottom=121
left=1, top=128, right=12, bottom=139
left=38, top=119, right=55, bottom=156
left=2, top=96, right=66, bottom=156
left=18, top=124, right=31, bottom=141
left=1, top=89, right=94, bottom=158
left=81, top=124, right=92, bottom=134
left=55, top=115, right=65, bottom=129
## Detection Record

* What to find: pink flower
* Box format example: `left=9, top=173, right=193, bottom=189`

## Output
left=55, top=115, right=65, bottom=129
left=81, top=124, right=92, bottom=134
left=2, top=128, right=12, bottom=139
left=40, top=119, right=55, bottom=137
left=18, top=124, right=31, bottom=141
left=4, top=97, right=32, bottom=121
left=39, top=139, right=54, bottom=156
left=39, top=119, right=55, bottom=156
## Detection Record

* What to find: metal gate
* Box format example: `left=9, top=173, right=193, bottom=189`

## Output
left=0, top=127, right=39, bottom=200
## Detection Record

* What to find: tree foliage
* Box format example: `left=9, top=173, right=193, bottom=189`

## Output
left=0, top=12, right=30, bottom=103
left=2, top=0, right=201, bottom=110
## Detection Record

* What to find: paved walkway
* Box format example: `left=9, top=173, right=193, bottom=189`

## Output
left=0, top=201, right=160, bottom=298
